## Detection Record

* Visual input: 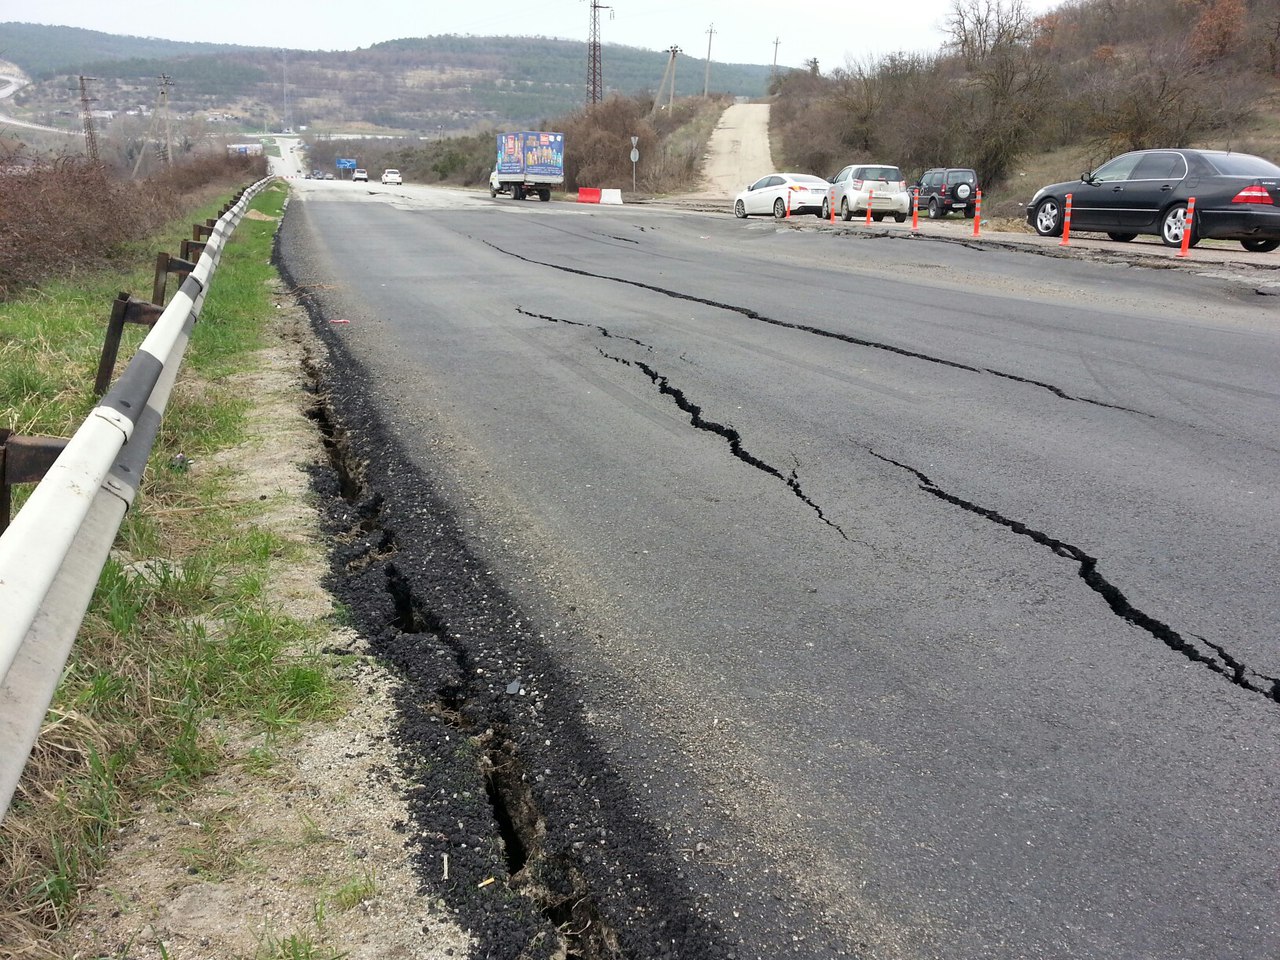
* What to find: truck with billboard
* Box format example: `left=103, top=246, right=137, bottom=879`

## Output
left=489, top=131, right=565, bottom=201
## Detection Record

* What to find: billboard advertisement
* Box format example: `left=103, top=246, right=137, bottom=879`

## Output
left=496, top=132, right=564, bottom=177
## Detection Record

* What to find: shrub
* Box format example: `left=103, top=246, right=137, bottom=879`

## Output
left=0, top=149, right=266, bottom=301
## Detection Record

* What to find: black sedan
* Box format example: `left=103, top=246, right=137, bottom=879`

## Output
left=1026, top=148, right=1280, bottom=252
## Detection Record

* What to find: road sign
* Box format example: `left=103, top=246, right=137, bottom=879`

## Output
left=336, top=158, right=357, bottom=169
left=629, top=148, right=640, bottom=163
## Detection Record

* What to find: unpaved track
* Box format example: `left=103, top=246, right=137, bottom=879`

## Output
left=686, top=102, right=774, bottom=199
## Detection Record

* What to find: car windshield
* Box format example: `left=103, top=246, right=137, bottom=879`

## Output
left=1204, top=153, right=1280, bottom=177
left=859, top=167, right=903, bottom=181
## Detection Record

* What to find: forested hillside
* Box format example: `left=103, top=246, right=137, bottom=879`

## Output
left=0, top=24, right=773, bottom=132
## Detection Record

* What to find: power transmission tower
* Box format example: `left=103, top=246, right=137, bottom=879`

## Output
left=703, top=24, right=716, bottom=97
left=78, top=75, right=100, bottom=164
left=587, top=0, right=613, bottom=105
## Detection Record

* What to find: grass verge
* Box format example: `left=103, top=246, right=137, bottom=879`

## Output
left=0, top=179, right=343, bottom=953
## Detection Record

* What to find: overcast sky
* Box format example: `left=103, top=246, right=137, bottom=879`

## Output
left=5, top=0, right=1062, bottom=72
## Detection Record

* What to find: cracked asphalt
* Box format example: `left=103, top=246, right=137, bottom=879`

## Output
left=276, top=181, right=1280, bottom=960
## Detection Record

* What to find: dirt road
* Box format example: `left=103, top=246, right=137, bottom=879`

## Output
left=687, top=101, right=774, bottom=199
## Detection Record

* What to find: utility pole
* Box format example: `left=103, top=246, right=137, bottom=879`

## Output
left=703, top=23, right=716, bottom=97
left=587, top=0, right=614, bottom=105
left=772, top=38, right=782, bottom=82
left=282, top=49, right=290, bottom=132
left=78, top=76, right=100, bottom=165
left=669, top=45, right=679, bottom=110
left=652, top=45, right=680, bottom=114
left=158, top=73, right=173, bottom=166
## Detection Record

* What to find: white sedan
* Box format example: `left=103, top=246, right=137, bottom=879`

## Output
left=734, top=173, right=830, bottom=219
left=381, top=169, right=402, bottom=185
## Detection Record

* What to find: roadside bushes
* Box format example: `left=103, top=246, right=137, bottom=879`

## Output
left=0, top=150, right=266, bottom=301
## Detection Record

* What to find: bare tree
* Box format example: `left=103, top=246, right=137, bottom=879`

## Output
left=945, top=0, right=1035, bottom=68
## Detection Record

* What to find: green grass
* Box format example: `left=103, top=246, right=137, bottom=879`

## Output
left=0, top=179, right=345, bottom=948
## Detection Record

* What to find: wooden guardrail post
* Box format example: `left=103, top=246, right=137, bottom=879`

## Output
left=0, top=429, right=70, bottom=532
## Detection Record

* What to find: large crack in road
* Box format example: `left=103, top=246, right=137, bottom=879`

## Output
left=280, top=271, right=746, bottom=957
left=482, top=239, right=1148, bottom=416
left=517, top=304, right=850, bottom=541
left=868, top=449, right=1280, bottom=706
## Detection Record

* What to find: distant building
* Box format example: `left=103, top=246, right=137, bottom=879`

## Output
left=226, top=143, right=264, bottom=156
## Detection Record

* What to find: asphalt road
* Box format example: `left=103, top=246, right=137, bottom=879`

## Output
left=276, top=180, right=1280, bottom=960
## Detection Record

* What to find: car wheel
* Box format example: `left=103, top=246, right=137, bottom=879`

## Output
left=1241, top=238, right=1280, bottom=253
left=514, top=185, right=525, bottom=201
left=1160, top=203, right=1199, bottom=247
left=894, top=213, right=907, bottom=223
left=538, top=189, right=550, bottom=201
left=964, top=205, right=976, bottom=219
left=871, top=213, right=885, bottom=222
left=840, top=197, right=852, bottom=222
left=928, top=198, right=943, bottom=219
left=1107, top=232, right=1137, bottom=242
left=490, top=183, right=497, bottom=198
left=1033, top=197, right=1062, bottom=237
left=814, top=207, right=825, bottom=219
left=821, top=199, right=830, bottom=220
left=734, top=199, right=747, bottom=219
left=773, top=198, right=786, bottom=219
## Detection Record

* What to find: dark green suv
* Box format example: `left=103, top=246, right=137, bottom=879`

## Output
left=914, top=167, right=978, bottom=219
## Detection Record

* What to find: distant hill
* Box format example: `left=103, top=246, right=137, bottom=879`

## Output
left=0, top=22, right=256, bottom=77
left=0, top=24, right=774, bottom=132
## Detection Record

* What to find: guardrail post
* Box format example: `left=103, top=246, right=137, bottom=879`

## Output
left=151, top=252, right=197, bottom=307
left=94, top=292, right=165, bottom=396
left=181, top=238, right=207, bottom=261
left=0, top=430, right=71, bottom=532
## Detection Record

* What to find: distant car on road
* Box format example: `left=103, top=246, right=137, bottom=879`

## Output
left=352, top=168, right=368, bottom=183
left=734, top=173, right=829, bottom=219
left=826, top=164, right=909, bottom=222
left=1027, top=148, right=1280, bottom=252
left=915, top=167, right=979, bottom=219
left=323, top=172, right=335, bottom=180
left=381, top=169, right=402, bottom=185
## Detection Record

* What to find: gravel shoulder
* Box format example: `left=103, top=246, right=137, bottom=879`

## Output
left=62, top=291, right=471, bottom=960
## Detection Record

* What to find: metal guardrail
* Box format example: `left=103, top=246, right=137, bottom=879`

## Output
left=0, top=176, right=275, bottom=822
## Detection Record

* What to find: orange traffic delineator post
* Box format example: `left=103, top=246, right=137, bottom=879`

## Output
left=865, top=190, right=874, bottom=225
left=1177, top=197, right=1196, bottom=258
left=829, top=192, right=836, bottom=224
left=972, top=189, right=983, bottom=237
left=786, top=190, right=792, bottom=219
left=911, top=188, right=919, bottom=230
left=1060, top=193, right=1073, bottom=246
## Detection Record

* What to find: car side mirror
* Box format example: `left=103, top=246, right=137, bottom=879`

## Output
left=1080, top=171, right=1096, bottom=185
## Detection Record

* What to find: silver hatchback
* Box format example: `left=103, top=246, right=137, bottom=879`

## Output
left=826, top=164, right=910, bottom=222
